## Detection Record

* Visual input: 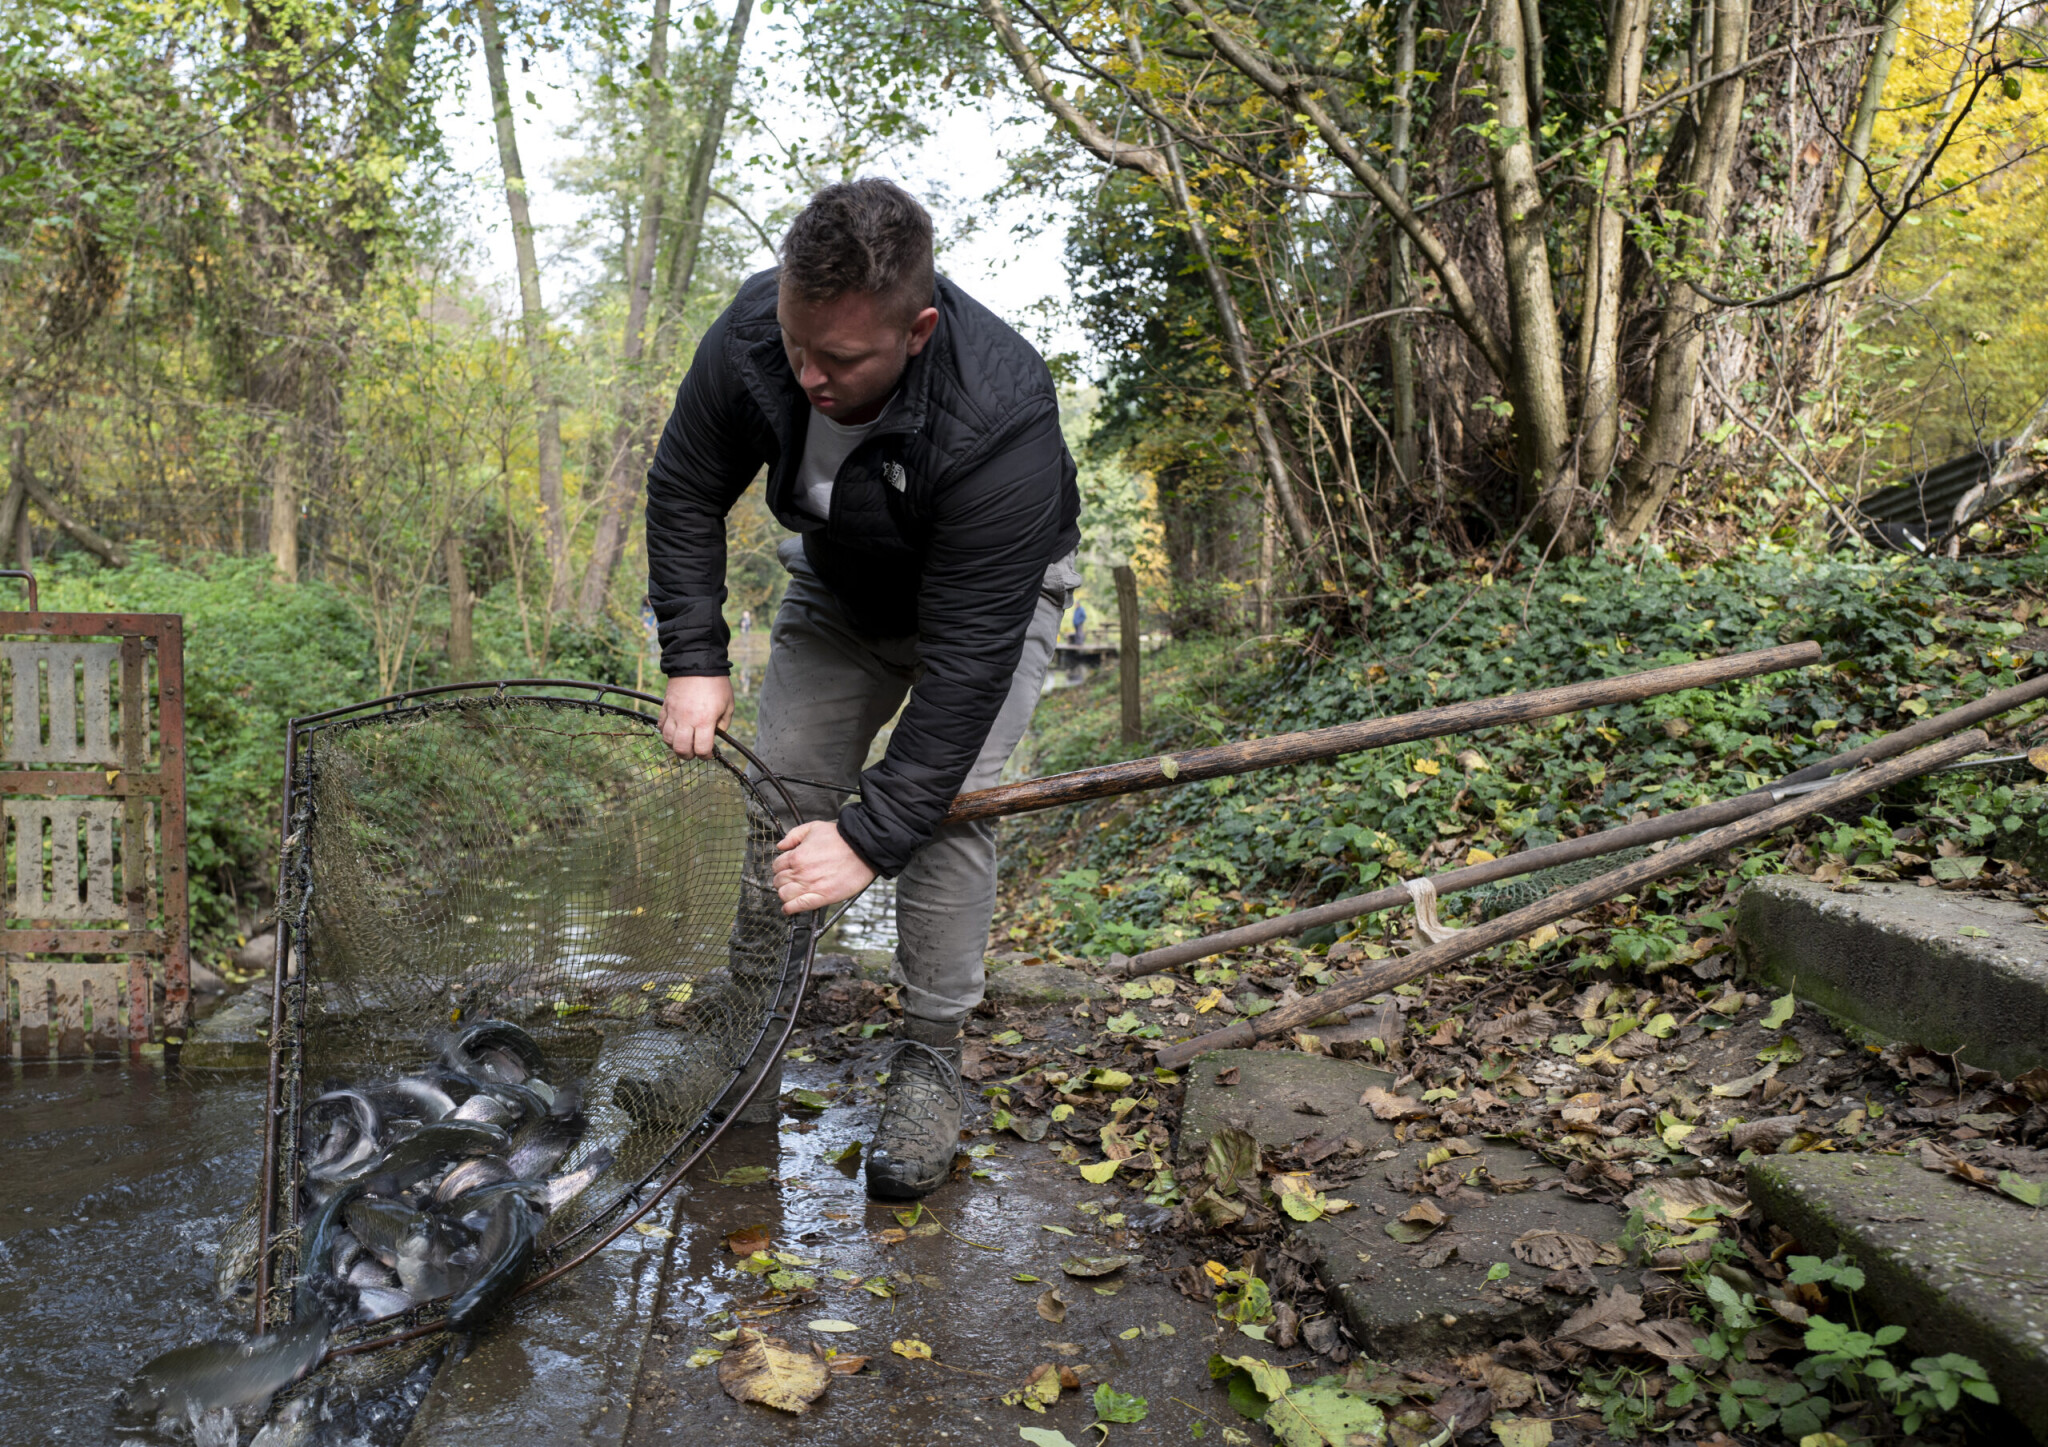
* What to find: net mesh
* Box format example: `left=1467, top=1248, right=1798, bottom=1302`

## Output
left=255, top=691, right=806, bottom=1355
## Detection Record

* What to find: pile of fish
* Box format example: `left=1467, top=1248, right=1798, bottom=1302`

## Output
left=123, top=1021, right=611, bottom=1429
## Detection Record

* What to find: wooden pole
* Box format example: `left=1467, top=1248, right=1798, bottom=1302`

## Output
left=1153, top=729, right=1988, bottom=1068
left=1114, top=563, right=1142, bottom=744
left=1114, top=667, right=2048, bottom=978
left=941, top=640, right=1821, bottom=825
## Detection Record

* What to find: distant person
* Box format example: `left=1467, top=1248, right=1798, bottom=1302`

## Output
left=642, top=178, right=1081, bottom=1199
left=1069, top=597, right=1086, bottom=647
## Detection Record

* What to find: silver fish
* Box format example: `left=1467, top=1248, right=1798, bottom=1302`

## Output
left=385, top=1076, right=457, bottom=1122
left=394, top=1216, right=476, bottom=1302
left=506, top=1113, right=584, bottom=1181
left=434, top=1155, right=515, bottom=1203
left=124, top=1317, right=328, bottom=1420
left=540, top=1147, right=614, bottom=1213
left=347, top=1257, right=397, bottom=1289
left=452, top=1093, right=513, bottom=1126
left=354, top=1285, right=414, bottom=1323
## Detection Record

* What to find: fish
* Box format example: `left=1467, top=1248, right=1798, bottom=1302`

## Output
left=446, top=1020, right=547, bottom=1083
left=295, top=1181, right=367, bottom=1318
left=346, top=1256, right=398, bottom=1290
left=445, top=1183, right=541, bottom=1330
left=345, top=1119, right=509, bottom=1193
left=540, top=1147, right=614, bottom=1213
left=506, top=1112, right=584, bottom=1181
left=382, top=1076, right=458, bottom=1122
left=343, top=1197, right=423, bottom=1266
left=123, top=1317, right=329, bottom=1420
left=452, top=1093, right=513, bottom=1126
left=434, top=1155, right=516, bottom=1203
left=394, top=1214, right=477, bottom=1302
left=353, top=1285, right=414, bottom=1323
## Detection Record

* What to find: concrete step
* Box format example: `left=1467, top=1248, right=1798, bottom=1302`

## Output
left=1175, top=1050, right=1631, bottom=1361
left=1747, top=1151, right=2048, bottom=1443
left=1734, top=876, right=2048, bottom=1079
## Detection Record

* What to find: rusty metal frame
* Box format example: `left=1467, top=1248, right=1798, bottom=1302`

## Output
left=0, top=570, right=188, bottom=1058
left=253, top=680, right=818, bottom=1342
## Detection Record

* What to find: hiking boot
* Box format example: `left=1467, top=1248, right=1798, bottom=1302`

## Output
left=864, top=1018, right=965, bottom=1200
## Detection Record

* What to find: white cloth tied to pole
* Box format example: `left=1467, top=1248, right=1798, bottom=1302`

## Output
left=1401, top=876, right=1466, bottom=945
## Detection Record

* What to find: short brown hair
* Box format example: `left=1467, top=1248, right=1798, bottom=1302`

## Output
left=779, top=178, right=935, bottom=322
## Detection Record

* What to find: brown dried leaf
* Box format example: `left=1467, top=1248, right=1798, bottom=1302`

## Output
left=725, top=1223, right=774, bottom=1256
left=718, top=1329, right=831, bottom=1414
left=1360, top=1086, right=1433, bottom=1121
left=1511, top=1229, right=1602, bottom=1271
left=1622, top=1177, right=1751, bottom=1226
left=1036, top=1287, right=1068, bottom=1323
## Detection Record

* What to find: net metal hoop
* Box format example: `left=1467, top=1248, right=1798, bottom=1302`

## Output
left=251, top=680, right=819, bottom=1356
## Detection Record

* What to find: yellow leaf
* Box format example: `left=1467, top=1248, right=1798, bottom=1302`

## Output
left=1526, top=924, right=1559, bottom=950
left=1159, top=756, right=1180, bottom=780
left=1465, top=847, right=1497, bottom=865
left=1456, top=749, right=1490, bottom=773
left=1203, top=1259, right=1230, bottom=1285
left=1559, top=593, right=1587, bottom=604
left=1078, top=1159, right=1121, bottom=1184
left=633, top=1222, right=675, bottom=1239
left=665, top=982, right=694, bottom=1005
left=2030, top=744, right=2048, bottom=775
left=890, top=1339, right=933, bottom=1361
left=1412, top=757, right=1441, bottom=776
left=717, top=1330, right=831, bottom=1413
left=1193, top=987, right=1226, bottom=1014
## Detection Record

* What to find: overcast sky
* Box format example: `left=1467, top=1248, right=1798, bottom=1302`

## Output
left=432, top=8, right=1087, bottom=361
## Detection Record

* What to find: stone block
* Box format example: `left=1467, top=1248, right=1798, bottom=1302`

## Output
left=1748, top=1151, right=2048, bottom=1443
left=1735, top=875, right=2048, bottom=1078
left=1174, top=1048, right=1398, bottom=1174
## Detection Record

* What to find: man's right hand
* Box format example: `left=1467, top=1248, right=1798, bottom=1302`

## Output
left=659, top=674, right=734, bottom=758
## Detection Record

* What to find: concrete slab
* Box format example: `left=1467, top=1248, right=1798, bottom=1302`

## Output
left=1747, top=1152, right=2048, bottom=1443
left=1300, top=1139, right=1632, bottom=1361
left=1173, top=1048, right=1398, bottom=1175
left=983, top=960, right=1110, bottom=1006
left=1735, top=876, right=2048, bottom=1078
left=1175, top=1049, right=1629, bottom=1359
left=400, top=1191, right=681, bottom=1447
left=179, top=988, right=271, bottom=1069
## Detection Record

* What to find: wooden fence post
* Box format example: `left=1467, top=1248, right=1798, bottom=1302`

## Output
left=1114, top=564, right=1141, bottom=743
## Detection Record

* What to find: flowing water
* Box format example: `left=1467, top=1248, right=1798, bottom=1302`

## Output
left=0, top=1060, right=261, bottom=1445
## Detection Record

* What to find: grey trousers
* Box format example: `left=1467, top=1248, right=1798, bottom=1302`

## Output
left=749, top=536, right=1074, bottom=1026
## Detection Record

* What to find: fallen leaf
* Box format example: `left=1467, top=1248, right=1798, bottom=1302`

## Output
left=725, top=1224, right=773, bottom=1255
left=1205, top=1126, right=1261, bottom=1195
left=1511, top=1229, right=1604, bottom=1270
left=1710, top=1062, right=1778, bottom=1098
left=1078, top=1159, right=1120, bottom=1185
left=1001, top=1362, right=1063, bottom=1413
left=889, top=1338, right=933, bottom=1361
left=633, top=1222, right=674, bottom=1239
left=1998, top=1171, right=2043, bottom=1207
left=716, top=1165, right=774, bottom=1187
left=829, top=1139, right=863, bottom=1172
left=1018, top=1429, right=1080, bottom=1447
left=1492, top=1418, right=1553, bottom=1447
left=717, top=1329, right=831, bottom=1414
left=1360, top=1086, right=1432, bottom=1121
left=784, top=1087, right=830, bottom=1111
left=807, top=1319, right=858, bottom=1333
left=1037, top=1287, right=1069, bottom=1323
left=1418, top=1240, right=1459, bottom=1269
left=1384, top=1199, right=1447, bottom=1243
left=1040, top=1224, right=1076, bottom=1236
left=1264, top=1378, right=1386, bottom=1446
left=686, top=1347, right=723, bottom=1369
left=1061, top=1255, right=1134, bottom=1278
left=822, top=1353, right=869, bottom=1376
left=1080, top=1382, right=1144, bottom=1426
left=1623, top=1177, right=1750, bottom=1225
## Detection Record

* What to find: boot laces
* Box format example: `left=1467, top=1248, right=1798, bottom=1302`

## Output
left=875, top=1038, right=964, bottom=1132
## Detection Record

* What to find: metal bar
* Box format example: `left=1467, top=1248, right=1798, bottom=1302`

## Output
left=254, top=721, right=299, bottom=1336
left=155, top=619, right=188, bottom=1035
left=120, top=635, right=148, bottom=1049
left=942, top=642, right=1823, bottom=825
left=0, top=612, right=173, bottom=636
left=0, top=929, right=165, bottom=952
left=0, top=571, right=38, bottom=614
left=1153, top=730, right=1990, bottom=1068
left=0, top=771, right=166, bottom=796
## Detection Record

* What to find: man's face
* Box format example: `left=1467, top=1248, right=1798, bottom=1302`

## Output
left=777, top=285, right=939, bottom=425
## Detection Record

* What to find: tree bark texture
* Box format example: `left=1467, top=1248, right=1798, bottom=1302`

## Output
left=1387, top=0, right=1421, bottom=488
left=1576, top=0, right=1651, bottom=489
left=446, top=534, right=473, bottom=674
left=1115, top=563, right=1142, bottom=744
left=1485, top=0, right=1577, bottom=539
left=477, top=0, right=571, bottom=612
left=942, top=641, right=1818, bottom=823
left=1611, top=0, right=1750, bottom=548
left=579, top=0, right=674, bottom=625
left=659, top=0, right=754, bottom=344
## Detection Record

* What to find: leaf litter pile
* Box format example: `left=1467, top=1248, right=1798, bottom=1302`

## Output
left=626, top=878, right=2045, bottom=1447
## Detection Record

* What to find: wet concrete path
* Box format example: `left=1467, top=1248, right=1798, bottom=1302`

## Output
left=0, top=1061, right=260, bottom=1446
left=400, top=1054, right=1231, bottom=1445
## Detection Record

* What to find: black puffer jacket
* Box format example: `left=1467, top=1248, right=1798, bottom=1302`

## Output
left=644, top=268, right=1082, bottom=875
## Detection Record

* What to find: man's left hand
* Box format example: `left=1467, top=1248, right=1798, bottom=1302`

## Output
left=771, top=820, right=877, bottom=915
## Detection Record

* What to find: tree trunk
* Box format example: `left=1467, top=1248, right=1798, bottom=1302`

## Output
left=446, top=533, right=473, bottom=674
left=476, top=0, right=570, bottom=613
left=1115, top=564, right=1142, bottom=744
left=657, top=0, right=754, bottom=351
left=578, top=0, right=674, bottom=625
left=1386, top=0, right=1420, bottom=487
left=1611, top=0, right=1750, bottom=548
left=1485, top=0, right=1577, bottom=539
left=268, top=433, right=297, bottom=581
left=1576, top=0, right=1650, bottom=489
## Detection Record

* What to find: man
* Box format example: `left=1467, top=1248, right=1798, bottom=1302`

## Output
left=642, top=178, right=1081, bottom=1199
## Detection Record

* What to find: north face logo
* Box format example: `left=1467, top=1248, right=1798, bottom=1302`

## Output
left=885, top=461, right=907, bottom=492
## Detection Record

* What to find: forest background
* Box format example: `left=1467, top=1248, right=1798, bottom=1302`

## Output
left=5, top=0, right=2048, bottom=953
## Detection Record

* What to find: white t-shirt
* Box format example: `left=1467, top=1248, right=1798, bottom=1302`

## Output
left=795, top=396, right=897, bottom=522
